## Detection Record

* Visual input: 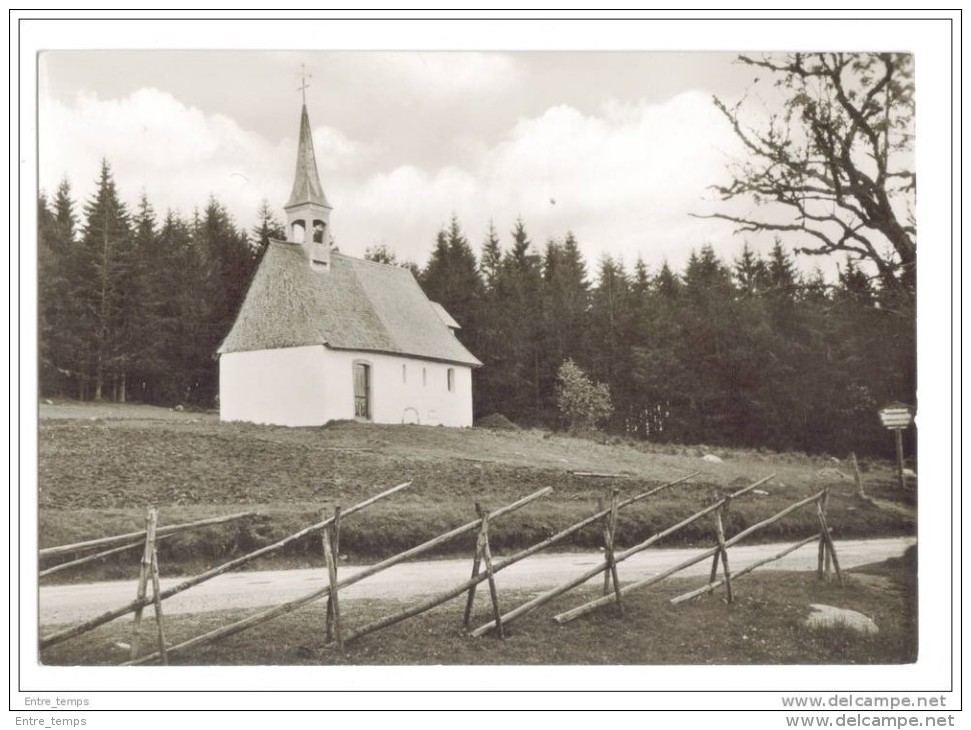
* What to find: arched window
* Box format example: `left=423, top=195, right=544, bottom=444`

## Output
left=312, top=219, right=326, bottom=243
left=447, top=368, right=455, bottom=392
left=291, top=220, right=306, bottom=243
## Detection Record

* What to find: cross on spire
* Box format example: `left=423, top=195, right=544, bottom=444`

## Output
left=298, top=64, right=312, bottom=104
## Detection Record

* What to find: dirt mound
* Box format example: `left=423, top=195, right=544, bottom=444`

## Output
left=475, top=413, right=520, bottom=430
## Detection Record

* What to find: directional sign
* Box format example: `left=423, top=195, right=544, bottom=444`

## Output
left=878, top=403, right=913, bottom=430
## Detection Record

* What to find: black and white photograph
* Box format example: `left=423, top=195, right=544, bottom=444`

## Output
left=12, top=10, right=959, bottom=725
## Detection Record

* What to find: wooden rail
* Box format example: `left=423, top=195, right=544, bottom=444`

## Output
left=552, top=488, right=826, bottom=624
left=335, top=473, right=697, bottom=646
left=40, top=537, right=168, bottom=578
left=40, top=481, right=412, bottom=649
left=124, top=487, right=553, bottom=665
left=469, top=474, right=773, bottom=637
left=39, top=511, right=258, bottom=559
left=669, top=532, right=822, bottom=604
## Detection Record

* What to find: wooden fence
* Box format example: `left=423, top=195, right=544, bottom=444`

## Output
left=40, top=480, right=413, bottom=653
left=41, top=473, right=845, bottom=664
left=124, top=485, right=555, bottom=665
left=325, top=472, right=699, bottom=648
left=39, top=511, right=258, bottom=578
left=548, top=483, right=842, bottom=626
left=468, top=474, right=773, bottom=636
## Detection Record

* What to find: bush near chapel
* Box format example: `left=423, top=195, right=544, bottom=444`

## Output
left=555, top=359, right=614, bottom=433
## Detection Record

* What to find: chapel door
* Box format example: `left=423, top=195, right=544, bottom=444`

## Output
left=353, top=362, right=371, bottom=420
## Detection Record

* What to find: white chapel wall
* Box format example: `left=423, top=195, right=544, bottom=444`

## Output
left=219, top=346, right=328, bottom=427
left=320, top=349, right=474, bottom=427
left=221, top=346, right=474, bottom=427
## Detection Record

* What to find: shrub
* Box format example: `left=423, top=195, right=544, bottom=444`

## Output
left=555, top=359, right=614, bottom=432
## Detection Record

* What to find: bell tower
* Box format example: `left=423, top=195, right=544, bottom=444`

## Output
left=284, top=71, right=332, bottom=270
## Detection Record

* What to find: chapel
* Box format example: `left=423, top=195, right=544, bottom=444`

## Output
left=217, top=101, right=480, bottom=427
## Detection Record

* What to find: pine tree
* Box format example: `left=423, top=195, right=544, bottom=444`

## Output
left=479, top=221, right=502, bottom=292
left=38, top=190, right=60, bottom=394
left=733, top=242, right=768, bottom=296
left=492, top=219, right=544, bottom=423
left=589, top=255, right=634, bottom=431
left=540, top=232, right=590, bottom=423
left=474, top=222, right=506, bottom=418
left=38, top=180, right=83, bottom=397
left=252, top=198, right=285, bottom=258
left=191, top=198, right=257, bottom=404
left=420, top=215, right=483, bottom=344
left=77, top=160, right=134, bottom=401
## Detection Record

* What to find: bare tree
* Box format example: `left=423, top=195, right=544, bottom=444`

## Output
left=705, top=53, right=915, bottom=299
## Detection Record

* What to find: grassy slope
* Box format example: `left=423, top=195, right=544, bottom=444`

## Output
left=37, top=401, right=916, bottom=580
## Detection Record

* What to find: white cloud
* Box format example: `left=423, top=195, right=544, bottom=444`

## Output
left=340, top=91, right=749, bottom=271
left=38, top=89, right=355, bottom=227
left=39, top=85, right=754, bottom=277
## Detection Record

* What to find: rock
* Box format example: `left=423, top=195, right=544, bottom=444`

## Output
left=753, top=489, right=769, bottom=496
left=702, top=454, right=723, bottom=463
left=44, top=399, right=53, bottom=405
left=804, top=604, right=879, bottom=635
left=903, top=468, right=917, bottom=478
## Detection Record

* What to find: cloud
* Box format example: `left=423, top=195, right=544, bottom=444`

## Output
left=341, top=91, right=748, bottom=270
left=38, top=88, right=356, bottom=226
left=39, top=85, right=752, bottom=278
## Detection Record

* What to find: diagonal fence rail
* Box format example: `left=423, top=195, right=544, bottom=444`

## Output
left=40, top=480, right=412, bottom=649
left=124, top=486, right=554, bottom=665
left=328, top=473, right=699, bottom=647
left=469, top=474, right=775, bottom=637
left=550, top=485, right=840, bottom=625
left=41, top=472, right=846, bottom=663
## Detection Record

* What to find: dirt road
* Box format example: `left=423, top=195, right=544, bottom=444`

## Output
left=39, top=537, right=914, bottom=626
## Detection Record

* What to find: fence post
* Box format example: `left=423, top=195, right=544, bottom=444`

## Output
left=130, top=507, right=157, bottom=661
left=324, top=507, right=343, bottom=643
left=816, top=492, right=827, bottom=580
left=603, top=490, right=623, bottom=614
left=475, top=503, right=504, bottom=639
left=713, top=502, right=733, bottom=604
left=462, top=506, right=486, bottom=629
left=598, top=497, right=608, bottom=595
left=149, top=533, right=168, bottom=665
left=848, top=452, right=866, bottom=499
left=815, top=489, right=843, bottom=587
left=323, top=507, right=344, bottom=650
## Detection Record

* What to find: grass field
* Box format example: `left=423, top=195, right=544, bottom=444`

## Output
left=37, top=400, right=916, bottom=582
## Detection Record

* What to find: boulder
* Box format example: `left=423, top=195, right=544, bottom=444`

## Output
left=702, top=454, right=724, bottom=463
left=804, top=604, right=879, bottom=635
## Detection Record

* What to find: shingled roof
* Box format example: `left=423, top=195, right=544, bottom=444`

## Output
left=285, top=103, right=330, bottom=211
left=218, top=241, right=481, bottom=367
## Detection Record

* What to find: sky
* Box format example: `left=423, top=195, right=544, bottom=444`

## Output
left=38, top=49, right=783, bottom=274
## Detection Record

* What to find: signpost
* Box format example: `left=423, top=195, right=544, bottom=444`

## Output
left=878, top=403, right=914, bottom=490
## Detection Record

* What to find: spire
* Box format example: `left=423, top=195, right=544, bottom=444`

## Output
left=285, top=103, right=330, bottom=211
